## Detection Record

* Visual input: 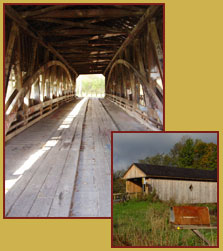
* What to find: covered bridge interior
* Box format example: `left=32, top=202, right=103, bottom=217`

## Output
left=4, top=5, right=163, bottom=217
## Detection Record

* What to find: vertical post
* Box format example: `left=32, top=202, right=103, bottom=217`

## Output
left=5, top=22, right=18, bottom=95
left=44, top=49, right=49, bottom=64
left=40, top=71, right=45, bottom=102
left=133, top=39, right=151, bottom=110
left=130, top=73, right=137, bottom=109
left=149, top=20, right=163, bottom=79
left=34, top=77, right=41, bottom=103
left=14, top=28, right=22, bottom=90
left=73, top=74, right=76, bottom=95
left=56, top=67, right=60, bottom=97
left=28, top=40, right=38, bottom=77
left=125, top=47, right=136, bottom=107
left=134, top=38, right=161, bottom=121
left=46, top=68, right=51, bottom=99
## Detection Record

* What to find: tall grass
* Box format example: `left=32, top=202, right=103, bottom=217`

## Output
left=113, top=196, right=217, bottom=247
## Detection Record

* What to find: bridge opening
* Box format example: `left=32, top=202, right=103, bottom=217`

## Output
left=76, top=74, right=105, bottom=98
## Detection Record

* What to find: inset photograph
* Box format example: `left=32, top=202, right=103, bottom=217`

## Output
left=112, top=132, right=218, bottom=247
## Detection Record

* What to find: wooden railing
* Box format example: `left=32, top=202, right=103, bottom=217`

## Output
left=106, top=94, right=162, bottom=130
left=5, top=94, right=76, bottom=142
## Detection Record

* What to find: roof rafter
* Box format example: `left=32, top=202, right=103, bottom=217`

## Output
left=27, top=8, right=145, bottom=19
left=5, top=5, right=78, bottom=76
left=104, top=5, right=159, bottom=75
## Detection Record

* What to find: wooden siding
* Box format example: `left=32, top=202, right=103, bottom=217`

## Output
left=147, top=178, right=217, bottom=204
left=123, top=164, right=146, bottom=179
left=126, top=179, right=142, bottom=193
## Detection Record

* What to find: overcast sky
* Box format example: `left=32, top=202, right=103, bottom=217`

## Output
left=113, top=132, right=217, bottom=171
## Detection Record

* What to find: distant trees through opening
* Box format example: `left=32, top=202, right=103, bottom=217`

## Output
left=76, top=74, right=105, bottom=98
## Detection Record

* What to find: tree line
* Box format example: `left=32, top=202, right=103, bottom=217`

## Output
left=139, top=136, right=217, bottom=170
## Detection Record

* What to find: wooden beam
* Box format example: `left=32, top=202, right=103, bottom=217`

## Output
left=149, top=20, right=163, bottom=78
left=64, top=54, right=112, bottom=59
left=60, top=45, right=118, bottom=52
left=51, top=39, right=88, bottom=47
left=5, top=22, right=18, bottom=95
left=40, top=29, right=126, bottom=36
left=107, top=59, right=163, bottom=113
left=5, top=5, right=78, bottom=76
left=5, top=89, right=18, bottom=111
left=29, top=8, right=145, bottom=19
left=192, top=230, right=211, bottom=246
left=28, top=40, right=38, bottom=76
left=5, top=60, right=73, bottom=134
left=21, top=5, right=67, bottom=18
left=34, top=17, right=127, bottom=34
left=52, top=41, right=120, bottom=47
left=104, top=5, right=159, bottom=75
left=71, top=61, right=109, bottom=66
left=14, top=28, right=23, bottom=90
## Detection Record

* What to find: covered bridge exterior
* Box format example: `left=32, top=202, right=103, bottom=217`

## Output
left=123, top=163, right=217, bottom=204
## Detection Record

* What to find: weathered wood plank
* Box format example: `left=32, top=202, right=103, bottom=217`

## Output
left=6, top=99, right=84, bottom=216
left=5, top=104, right=70, bottom=215
left=27, top=104, right=83, bottom=217
left=48, top=98, right=88, bottom=217
left=70, top=99, right=112, bottom=217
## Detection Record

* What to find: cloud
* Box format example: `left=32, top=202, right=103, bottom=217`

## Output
left=113, top=132, right=217, bottom=171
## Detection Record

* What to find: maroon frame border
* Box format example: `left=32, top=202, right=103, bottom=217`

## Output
left=111, top=131, right=219, bottom=248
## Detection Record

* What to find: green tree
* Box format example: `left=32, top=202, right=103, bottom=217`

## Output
left=138, top=137, right=217, bottom=170
left=139, top=153, right=165, bottom=165
left=81, top=75, right=104, bottom=96
left=178, top=138, right=194, bottom=168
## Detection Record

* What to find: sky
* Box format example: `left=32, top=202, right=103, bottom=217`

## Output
left=113, top=132, right=217, bottom=171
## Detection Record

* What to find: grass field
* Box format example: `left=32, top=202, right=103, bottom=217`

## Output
left=113, top=195, right=217, bottom=247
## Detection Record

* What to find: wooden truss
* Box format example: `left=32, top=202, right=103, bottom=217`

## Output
left=5, top=4, right=164, bottom=138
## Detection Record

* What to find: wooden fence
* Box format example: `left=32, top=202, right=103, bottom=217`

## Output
left=106, top=94, right=162, bottom=130
left=5, top=94, right=76, bottom=142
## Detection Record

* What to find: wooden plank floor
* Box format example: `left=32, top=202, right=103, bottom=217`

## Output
left=5, top=97, right=148, bottom=217
left=70, top=99, right=116, bottom=217
left=99, top=98, right=149, bottom=131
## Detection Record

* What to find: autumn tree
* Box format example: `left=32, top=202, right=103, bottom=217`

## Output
left=138, top=137, right=217, bottom=170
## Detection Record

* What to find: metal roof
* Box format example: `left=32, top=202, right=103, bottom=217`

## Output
left=124, top=163, right=217, bottom=181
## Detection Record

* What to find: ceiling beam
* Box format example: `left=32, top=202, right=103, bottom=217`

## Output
left=21, top=5, right=67, bottom=18
left=71, top=60, right=110, bottom=65
left=28, top=8, right=145, bottom=19
left=40, top=29, right=126, bottom=36
left=104, top=5, right=159, bottom=75
left=58, top=47, right=118, bottom=53
left=64, top=54, right=113, bottom=59
left=5, top=5, right=78, bottom=76
left=33, top=17, right=128, bottom=34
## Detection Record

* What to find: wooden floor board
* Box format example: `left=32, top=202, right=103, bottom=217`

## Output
left=5, top=97, right=151, bottom=217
